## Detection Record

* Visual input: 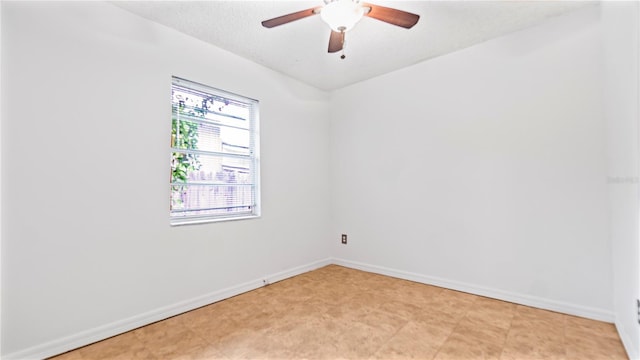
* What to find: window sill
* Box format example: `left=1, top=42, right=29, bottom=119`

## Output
left=170, top=214, right=261, bottom=226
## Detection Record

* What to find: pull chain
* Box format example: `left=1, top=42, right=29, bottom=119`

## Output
left=340, top=30, right=346, bottom=59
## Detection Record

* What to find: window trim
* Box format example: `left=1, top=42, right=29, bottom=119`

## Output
left=169, top=76, right=261, bottom=226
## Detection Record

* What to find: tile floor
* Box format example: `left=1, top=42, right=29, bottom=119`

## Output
left=50, top=265, right=628, bottom=359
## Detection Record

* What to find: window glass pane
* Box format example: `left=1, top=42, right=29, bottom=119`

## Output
left=171, top=121, right=250, bottom=154
left=170, top=152, right=253, bottom=184
left=170, top=184, right=255, bottom=218
left=172, top=86, right=250, bottom=130
left=170, top=77, right=259, bottom=224
left=221, top=127, right=250, bottom=154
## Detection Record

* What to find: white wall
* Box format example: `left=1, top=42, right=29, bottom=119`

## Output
left=3, top=2, right=639, bottom=359
left=0, top=2, right=3, bottom=357
left=330, top=5, right=614, bottom=320
left=603, top=2, right=640, bottom=359
left=1, top=2, right=331, bottom=358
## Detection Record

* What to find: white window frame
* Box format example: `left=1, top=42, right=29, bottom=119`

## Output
left=169, top=76, right=260, bottom=225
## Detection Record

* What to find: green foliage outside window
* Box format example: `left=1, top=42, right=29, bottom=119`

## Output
left=171, top=119, right=200, bottom=182
left=171, top=101, right=202, bottom=208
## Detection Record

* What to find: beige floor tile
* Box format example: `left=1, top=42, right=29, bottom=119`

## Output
left=501, top=327, right=566, bottom=360
left=565, top=314, right=620, bottom=340
left=435, top=331, right=503, bottom=360
left=237, top=316, right=342, bottom=359
left=134, top=321, right=208, bottom=358
left=465, top=297, right=516, bottom=330
left=451, top=320, right=510, bottom=346
left=46, top=266, right=628, bottom=360
left=343, top=305, right=409, bottom=334
left=500, top=346, right=567, bottom=360
left=509, top=314, right=565, bottom=342
left=166, top=344, right=231, bottom=360
left=565, top=332, right=628, bottom=360
left=373, top=318, right=454, bottom=359
left=515, top=304, right=566, bottom=323
left=78, top=331, right=156, bottom=360
left=333, top=320, right=400, bottom=358
left=426, top=291, right=478, bottom=321
left=378, top=279, right=441, bottom=303
left=376, top=298, right=430, bottom=321
left=190, top=315, right=256, bottom=345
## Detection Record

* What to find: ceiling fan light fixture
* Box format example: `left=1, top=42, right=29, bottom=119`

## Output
left=320, top=0, right=365, bottom=32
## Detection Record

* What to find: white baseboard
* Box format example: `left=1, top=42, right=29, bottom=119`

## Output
left=615, top=319, right=640, bottom=360
left=332, top=258, right=615, bottom=323
left=4, top=258, right=332, bottom=360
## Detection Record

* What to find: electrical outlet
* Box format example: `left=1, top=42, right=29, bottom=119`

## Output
left=341, top=234, right=347, bottom=244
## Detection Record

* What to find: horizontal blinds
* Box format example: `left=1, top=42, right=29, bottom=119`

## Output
left=170, top=77, right=259, bottom=223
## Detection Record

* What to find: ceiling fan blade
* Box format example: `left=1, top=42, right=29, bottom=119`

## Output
left=328, top=30, right=343, bottom=53
left=362, top=3, right=419, bottom=29
left=261, top=6, right=322, bottom=28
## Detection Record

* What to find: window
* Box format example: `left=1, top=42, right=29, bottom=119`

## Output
left=170, top=77, right=260, bottom=225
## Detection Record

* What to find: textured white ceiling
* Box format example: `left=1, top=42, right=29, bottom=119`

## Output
left=112, top=1, right=595, bottom=91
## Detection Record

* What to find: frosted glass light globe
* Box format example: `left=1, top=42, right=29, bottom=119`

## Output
left=320, top=0, right=365, bottom=32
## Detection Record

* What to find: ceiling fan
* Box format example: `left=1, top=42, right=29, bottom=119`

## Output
left=261, top=0, right=420, bottom=59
